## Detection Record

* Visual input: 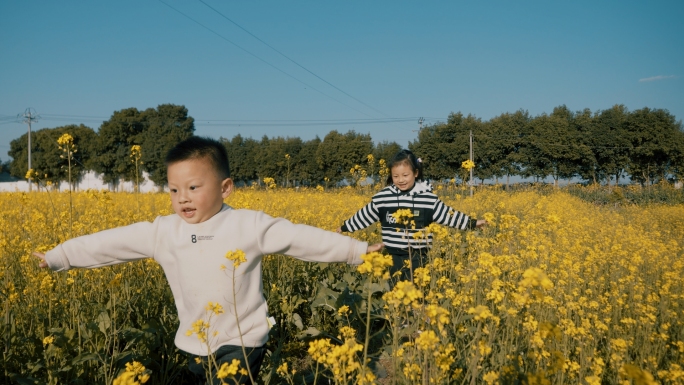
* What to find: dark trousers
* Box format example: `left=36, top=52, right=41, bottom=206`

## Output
left=187, top=345, right=266, bottom=385
left=386, top=246, right=429, bottom=287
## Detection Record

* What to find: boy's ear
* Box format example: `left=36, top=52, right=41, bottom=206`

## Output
left=221, top=178, right=234, bottom=199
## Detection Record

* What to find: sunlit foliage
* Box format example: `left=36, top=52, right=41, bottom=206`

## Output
left=1, top=185, right=683, bottom=384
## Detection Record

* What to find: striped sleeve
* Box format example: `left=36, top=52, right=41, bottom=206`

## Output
left=342, top=201, right=380, bottom=232
left=432, top=199, right=470, bottom=230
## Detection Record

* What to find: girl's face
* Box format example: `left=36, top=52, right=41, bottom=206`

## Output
left=391, top=163, right=419, bottom=191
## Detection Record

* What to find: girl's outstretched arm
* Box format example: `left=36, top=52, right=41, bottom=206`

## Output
left=340, top=201, right=380, bottom=232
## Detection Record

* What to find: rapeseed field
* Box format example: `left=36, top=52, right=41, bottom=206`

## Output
left=1, top=186, right=683, bottom=384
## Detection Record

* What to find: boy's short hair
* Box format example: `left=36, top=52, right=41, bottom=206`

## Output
left=165, top=136, right=231, bottom=179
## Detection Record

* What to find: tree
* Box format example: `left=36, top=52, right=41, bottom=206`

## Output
left=522, top=105, right=583, bottom=186
left=625, top=108, right=680, bottom=185
left=90, top=108, right=146, bottom=187
left=221, top=134, right=259, bottom=185
left=591, top=105, right=632, bottom=185
left=293, top=137, right=323, bottom=186
left=254, top=136, right=303, bottom=186
left=373, top=141, right=402, bottom=164
left=8, top=125, right=97, bottom=187
left=573, top=108, right=600, bottom=184
left=477, top=110, right=530, bottom=186
left=316, top=130, right=373, bottom=185
left=670, top=125, right=684, bottom=183
left=409, top=112, right=478, bottom=182
left=139, top=104, right=195, bottom=187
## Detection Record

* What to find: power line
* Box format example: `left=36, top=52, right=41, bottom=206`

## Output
left=200, top=118, right=416, bottom=127
left=157, top=0, right=376, bottom=119
left=0, top=113, right=423, bottom=128
left=196, top=0, right=388, bottom=117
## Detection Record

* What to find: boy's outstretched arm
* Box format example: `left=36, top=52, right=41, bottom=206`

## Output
left=34, top=251, right=48, bottom=269
left=366, top=243, right=384, bottom=253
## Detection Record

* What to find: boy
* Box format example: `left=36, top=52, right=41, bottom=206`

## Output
left=34, top=136, right=383, bottom=384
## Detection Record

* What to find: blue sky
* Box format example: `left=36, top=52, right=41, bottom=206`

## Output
left=1, top=1, right=682, bottom=164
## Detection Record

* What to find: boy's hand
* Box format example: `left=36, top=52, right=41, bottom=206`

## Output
left=336, top=227, right=342, bottom=233
left=33, top=251, right=48, bottom=269
left=366, top=243, right=384, bottom=253
left=475, top=219, right=488, bottom=228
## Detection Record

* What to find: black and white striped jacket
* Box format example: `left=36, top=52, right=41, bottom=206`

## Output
left=340, top=181, right=475, bottom=249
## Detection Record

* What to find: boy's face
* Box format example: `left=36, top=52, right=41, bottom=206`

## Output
left=167, top=157, right=233, bottom=224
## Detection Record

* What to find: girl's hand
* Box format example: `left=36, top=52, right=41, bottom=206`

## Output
left=366, top=243, right=384, bottom=253
left=476, top=219, right=488, bottom=228
left=33, top=251, right=48, bottom=269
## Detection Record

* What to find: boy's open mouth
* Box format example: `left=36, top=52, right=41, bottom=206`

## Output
left=182, top=208, right=196, bottom=217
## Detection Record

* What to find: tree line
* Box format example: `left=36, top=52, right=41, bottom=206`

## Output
left=7, top=103, right=684, bottom=189
left=411, top=105, right=684, bottom=186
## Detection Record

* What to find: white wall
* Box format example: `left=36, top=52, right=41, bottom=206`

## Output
left=0, top=171, right=163, bottom=193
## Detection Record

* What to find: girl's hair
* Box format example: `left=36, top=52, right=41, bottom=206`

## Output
left=165, top=136, right=231, bottom=179
left=385, top=149, right=424, bottom=185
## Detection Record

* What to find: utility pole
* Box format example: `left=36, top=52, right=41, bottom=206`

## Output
left=469, top=130, right=473, bottom=197
left=19, top=108, right=40, bottom=192
left=418, top=117, right=424, bottom=130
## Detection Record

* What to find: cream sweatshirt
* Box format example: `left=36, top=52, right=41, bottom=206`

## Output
left=45, top=204, right=368, bottom=355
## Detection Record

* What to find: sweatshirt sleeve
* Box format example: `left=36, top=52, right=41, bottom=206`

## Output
left=253, top=211, right=368, bottom=265
left=44, top=219, right=159, bottom=272
left=431, top=198, right=471, bottom=230
left=342, top=201, right=380, bottom=232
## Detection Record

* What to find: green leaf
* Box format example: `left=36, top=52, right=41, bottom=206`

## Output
left=97, top=311, right=111, bottom=334
left=291, top=313, right=304, bottom=331
left=71, top=352, right=99, bottom=365
left=296, top=327, right=322, bottom=339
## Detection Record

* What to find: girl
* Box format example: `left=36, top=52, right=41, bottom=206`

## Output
left=338, top=149, right=486, bottom=283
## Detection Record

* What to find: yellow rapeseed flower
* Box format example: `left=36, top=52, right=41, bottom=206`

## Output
left=205, top=301, right=224, bottom=315
left=382, top=281, right=423, bottom=308
left=337, top=305, right=350, bottom=316
left=391, top=209, right=414, bottom=225
left=357, top=252, right=393, bottom=279
left=216, top=359, right=241, bottom=379
left=482, top=371, right=499, bottom=385
left=225, top=249, right=247, bottom=268
left=57, top=133, right=74, bottom=146
left=415, top=330, right=440, bottom=351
